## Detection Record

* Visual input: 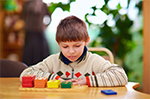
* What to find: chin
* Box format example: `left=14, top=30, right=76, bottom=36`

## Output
left=68, top=58, right=77, bottom=62
left=69, top=60, right=76, bottom=62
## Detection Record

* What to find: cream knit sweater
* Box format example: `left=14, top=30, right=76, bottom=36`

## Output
left=20, top=52, right=128, bottom=87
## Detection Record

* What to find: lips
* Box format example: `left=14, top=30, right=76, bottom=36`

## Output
left=68, top=56, right=76, bottom=61
left=68, top=56, right=76, bottom=59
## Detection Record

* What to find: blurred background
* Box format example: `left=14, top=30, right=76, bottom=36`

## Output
left=0, top=0, right=148, bottom=93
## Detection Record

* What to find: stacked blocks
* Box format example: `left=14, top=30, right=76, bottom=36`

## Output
left=22, top=76, right=73, bottom=89
left=22, top=75, right=35, bottom=87
left=47, top=80, right=61, bottom=88
left=34, top=77, right=48, bottom=88
left=61, top=81, right=72, bottom=88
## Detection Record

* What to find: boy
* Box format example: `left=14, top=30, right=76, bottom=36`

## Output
left=20, top=15, right=128, bottom=87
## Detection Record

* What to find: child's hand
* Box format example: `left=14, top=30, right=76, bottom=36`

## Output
left=67, top=78, right=80, bottom=82
left=72, top=78, right=87, bottom=85
left=58, top=78, right=79, bottom=82
left=58, top=78, right=65, bottom=82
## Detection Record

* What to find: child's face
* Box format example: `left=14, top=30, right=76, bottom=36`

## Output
left=58, top=40, right=89, bottom=62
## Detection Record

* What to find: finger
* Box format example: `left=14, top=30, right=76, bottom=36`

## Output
left=70, top=79, right=78, bottom=82
left=67, top=80, right=72, bottom=82
left=78, top=79, right=82, bottom=81
left=72, top=82, right=78, bottom=85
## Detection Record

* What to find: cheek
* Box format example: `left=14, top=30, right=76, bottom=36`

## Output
left=61, top=48, right=68, bottom=58
left=60, top=48, right=67, bottom=53
left=77, top=46, right=84, bottom=55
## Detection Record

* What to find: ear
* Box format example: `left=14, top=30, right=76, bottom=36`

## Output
left=85, top=36, right=90, bottom=46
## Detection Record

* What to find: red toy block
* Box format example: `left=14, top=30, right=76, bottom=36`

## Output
left=22, top=75, right=35, bottom=87
left=22, top=83, right=34, bottom=87
left=34, top=77, right=48, bottom=88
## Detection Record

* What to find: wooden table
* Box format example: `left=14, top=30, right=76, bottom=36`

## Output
left=0, top=78, right=150, bottom=99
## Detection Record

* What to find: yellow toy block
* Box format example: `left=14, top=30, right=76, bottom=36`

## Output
left=47, top=80, right=61, bottom=88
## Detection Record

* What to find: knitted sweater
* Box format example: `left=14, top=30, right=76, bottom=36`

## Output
left=20, top=52, right=128, bottom=87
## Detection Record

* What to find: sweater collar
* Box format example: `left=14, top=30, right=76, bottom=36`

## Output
left=59, top=46, right=87, bottom=65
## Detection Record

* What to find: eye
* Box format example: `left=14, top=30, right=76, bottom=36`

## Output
left=75, top=45, right=81, bottom=47
left=63, top=46, right=68, bottom=48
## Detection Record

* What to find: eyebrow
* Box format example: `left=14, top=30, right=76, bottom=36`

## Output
left=61, top=42, right=83, bottom=45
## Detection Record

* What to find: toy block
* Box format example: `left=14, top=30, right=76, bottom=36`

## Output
left=22, top=83, right=34, bottom=87
left=61, top=81, right=72, bottom=88
left=22, top=75, right=35, bottom=82
left=34, top=77, right=48, bottom=88
left=22, top=75, right=35, bottom=87
left=101, top=89, right=117, bottom=95
left=47, top=80, right=61, bottom=88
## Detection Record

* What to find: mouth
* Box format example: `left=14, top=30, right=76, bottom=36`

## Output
left=68, top=56, right=76, bottom=60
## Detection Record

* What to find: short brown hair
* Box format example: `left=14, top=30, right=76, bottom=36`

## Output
left=56, top=16, right=89, bottom=43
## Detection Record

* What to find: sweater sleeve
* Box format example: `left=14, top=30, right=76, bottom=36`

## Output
left=19, top=55, right=60, bottom=82
left=86, top=56, right=128, bottom=87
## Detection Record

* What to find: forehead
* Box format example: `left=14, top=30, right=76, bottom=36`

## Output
left=60, top=41, right=84, bottom=45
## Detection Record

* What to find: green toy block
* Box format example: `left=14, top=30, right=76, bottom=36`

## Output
left=61, top=81, right=72, bottom=88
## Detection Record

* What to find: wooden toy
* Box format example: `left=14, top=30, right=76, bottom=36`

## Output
left=61, top=81, right=72, bottom=88
left=47, top=80, right=61, bottom=88
left=34, top=77, right=48, bottom=88
left=19, top=85, right=88, bottom=92
left=22, top=75, right=35, bottom=87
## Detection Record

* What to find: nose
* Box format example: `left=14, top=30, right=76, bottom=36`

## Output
left=69, top=48, right=75, bottom=54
